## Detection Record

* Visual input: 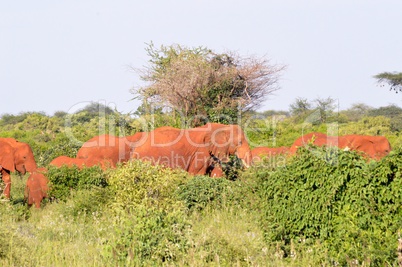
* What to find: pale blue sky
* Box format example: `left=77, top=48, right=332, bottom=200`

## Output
left=1, top=1, right=402, bottom=116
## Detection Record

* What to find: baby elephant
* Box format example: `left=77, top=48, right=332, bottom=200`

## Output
left=24, top=168, right=49, bottom=208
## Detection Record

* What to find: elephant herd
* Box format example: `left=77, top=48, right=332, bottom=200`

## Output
left=0, top=123, right=392, bottom=208
left=251, top=132, right=391, bottom=162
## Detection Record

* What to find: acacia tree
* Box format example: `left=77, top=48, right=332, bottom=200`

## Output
left=289, top=96, right=337, bottom=124
left=314, top=97, right=337, bottom=123
left=134, top=43, right=285, bottom=126
left=289, top=97, right=312, bottom=116
left=374, top=72, right=402, bottom=93
left=343, top=103, right=373, bottom=121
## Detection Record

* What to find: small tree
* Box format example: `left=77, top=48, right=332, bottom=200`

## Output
left=342, top=103, right=373, bottom=121
left=374, top=72, right=402, bottom=93
left=134, top=43, right=285, bottom=126
left=314, top=97, right=337, bottom=123
left=369, top=104, right=402, bottom=131
left=289, top=97, right=312, bottom=116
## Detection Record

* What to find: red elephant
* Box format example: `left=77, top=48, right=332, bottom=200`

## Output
left=49, top=132, right=146, bottom=170
left=50, top=156, right=89, bottom=169
left=131, top=123, right=252, bottom=176
left=25, top=168, right=49, bottom=208
left=340, top=134, right=391, bottom=160
left=251, top=146, right=289, bottom=162
left=289, top=132, right=391, bottom=160
left=0, top=138, right=37, bottom=198
left=76, top=132, right=145, bottom=168
left=209, top=165, right=224, bottom=178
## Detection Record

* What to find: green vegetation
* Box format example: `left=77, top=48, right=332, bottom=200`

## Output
left=2, top=100, right=402, bottom=266
left=258, top=146, right=402, bottom=265
left=47, top=165, right=108, bottom=201
left=134, top=43, right=285, bottom=126
left=374, top=71, right=402, bottom=93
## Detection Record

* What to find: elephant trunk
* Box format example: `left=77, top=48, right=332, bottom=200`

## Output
left=25, top=160, right=38, bottom=172
left=236, top=147, right=252, bottom=168
left=240, top=152, right=252, bottom=168
left=15, top=164, right=27, bottom=175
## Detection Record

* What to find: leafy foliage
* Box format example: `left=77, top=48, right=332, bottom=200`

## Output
left=374, top=71, right=402, bottom=92
left=258, top=145, right=402, bottom=265
left=135, top=43, right=284, bottom=126
left=104, top=160, right=191, bottom=264
left=177, top=176, right=232, bottom=212
left=289, top=97, right=312, bottom=117
left=47, top=165, right=108, bottom=201
left=107, top=160, right=190, bottom=213
left=3, top=97, right=402, bottom=265
left=340, top=103, right=373, bottom=122
left=368, top=104, right=402, bottom=131
left=338, top=116, right=392, bottom=136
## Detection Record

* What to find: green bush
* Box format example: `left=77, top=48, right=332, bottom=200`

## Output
left=107, top=160, right=189, bottom=213
left=258, top=145, right=402, bottom=265
left=339, top=116, right=392, bottom=136
left=104, top=160, right=191, bottom=264
left=177, top=176, right=232, bottom=212
left=37, top=135, right=81, bottom=166
left=102, top=206, right=190, bottom=265
left=47, top=165, right=107, bottom=201
left=59, top=188, right=111, bottom=217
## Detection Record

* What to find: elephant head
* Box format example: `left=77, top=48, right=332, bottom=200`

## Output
left=1, top=138, right=37, bottom=174
left=204, top=123, right=252, bottom=168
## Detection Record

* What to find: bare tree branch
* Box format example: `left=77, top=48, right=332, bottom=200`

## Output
left=133, top=44, right=286, bottom=124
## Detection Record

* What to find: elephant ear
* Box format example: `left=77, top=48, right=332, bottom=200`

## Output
left=207, top=129, right=229, bottom=156
left=0, top=142, right=16, bottom=172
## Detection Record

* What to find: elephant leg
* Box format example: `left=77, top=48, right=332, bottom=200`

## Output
left=1, top=170, right=11, bottom=198
left=34, top=197, right=41, bottom=208
left=29, top=186, right=42, bottom=208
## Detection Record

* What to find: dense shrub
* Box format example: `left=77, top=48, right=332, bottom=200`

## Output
left=338, top=116, right=392, bottom=136
left=47, top=165, right=108, bottom=201
left=107, top=160, right=190, bottom=213
left=104, top=160, right=191, bottom=264
left=59, top=188, right=111, bottom=217
left=177, top=176, right=232, bottom=212
left=258, top=145, right=402, bottom=265
left=37, top=135, right=81, bottom=166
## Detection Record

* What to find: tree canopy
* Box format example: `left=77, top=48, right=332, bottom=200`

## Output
left=374, top=72, right=402, bottom=93
left=134, top=43, right=285, bottom=126
left=289, top=97, right=312, bottom=116
left=289, top=97, right=337, bottom=123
